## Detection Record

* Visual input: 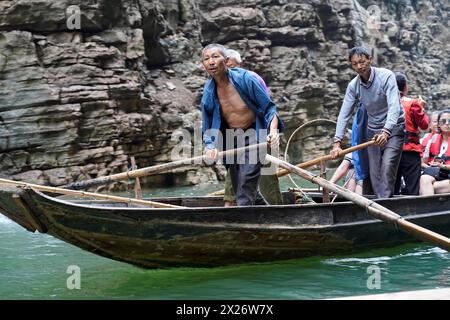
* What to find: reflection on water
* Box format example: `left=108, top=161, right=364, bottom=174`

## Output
left=0, top=216, right=449, bottom=300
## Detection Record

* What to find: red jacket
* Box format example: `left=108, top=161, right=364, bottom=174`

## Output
left=421, top=132, right=436, bottom=158
left=427, top=134, right=450, bottom=165
left=422, top=132, right=435, bottom=149
left=401, top=97, right=429, bottom=152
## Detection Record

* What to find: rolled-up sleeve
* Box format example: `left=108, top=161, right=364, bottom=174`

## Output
left=382, top=73, right=402, bottom=134
left=201, top=101, right=216, bottom=150
left=411, top=101, right=429, bottom=131
left=246, top=73, right=285, bottom=132
left=335, top=83, right=357, bottom=141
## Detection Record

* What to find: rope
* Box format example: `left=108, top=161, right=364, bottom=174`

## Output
left=330, top=169, right=355, bottom=203
left=289, top=177, right=316, bottom=204
left=284, top=119, right=338, bottom=196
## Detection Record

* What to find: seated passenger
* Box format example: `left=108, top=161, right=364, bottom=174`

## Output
left=421, top=111, right=439, bottom=168
left=330, top=153, right=363, bottom=195
left=420, top=109, right=450, bottom=195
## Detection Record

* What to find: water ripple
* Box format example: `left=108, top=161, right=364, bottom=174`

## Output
left=1, top=217, right=449, bottom=299
left=323, top=246, right=448, bottom=267
left=0, top=214, right=12, bottom=224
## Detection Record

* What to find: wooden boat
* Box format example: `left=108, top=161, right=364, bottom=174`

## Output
left=0, top=184, right=449, bottom=269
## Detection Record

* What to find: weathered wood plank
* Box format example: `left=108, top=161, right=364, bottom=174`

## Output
left=1, top=184, right=450, bottom=269
left=12, top=194, right=47, bottom=233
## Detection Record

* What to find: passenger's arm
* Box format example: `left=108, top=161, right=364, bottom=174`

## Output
left=411, top=101, right=429, bottom=130
left=330, top=159, right=351, bottom=184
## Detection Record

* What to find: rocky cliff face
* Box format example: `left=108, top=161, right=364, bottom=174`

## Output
left=0, top=0, right=448, bottom=189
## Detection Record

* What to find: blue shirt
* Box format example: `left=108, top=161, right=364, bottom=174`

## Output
left=201, top=67, right=284, bottom=149
left=334, top=67, right=405, bottom=141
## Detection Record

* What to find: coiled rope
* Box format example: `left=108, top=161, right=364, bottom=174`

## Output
left=284, top=118, right=338, bottom=203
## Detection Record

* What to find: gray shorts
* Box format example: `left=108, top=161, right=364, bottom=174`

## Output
left=346, top=168, right=363, bottom=186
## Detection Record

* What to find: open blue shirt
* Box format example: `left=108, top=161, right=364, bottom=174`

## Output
left=201, top=67, right=284, bottom=150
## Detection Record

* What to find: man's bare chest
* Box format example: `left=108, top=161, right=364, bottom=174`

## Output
left=217, top=84, right=249, bottom=113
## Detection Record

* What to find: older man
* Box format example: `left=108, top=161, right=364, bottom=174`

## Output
left=221, top=48, right=283, bottom=206
left=201, top=43, right=283, bottom=206
left=331, top=46, right=405, bottom=198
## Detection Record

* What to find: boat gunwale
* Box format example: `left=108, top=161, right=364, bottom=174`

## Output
left=34, top=188, right=450, bottom=212
left=20, top=189, right=450, bottom=232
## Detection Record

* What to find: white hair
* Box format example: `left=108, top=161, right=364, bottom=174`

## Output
left=202, top=43, right=227, bottom=59
left=225, top=49, right=242, bottom=64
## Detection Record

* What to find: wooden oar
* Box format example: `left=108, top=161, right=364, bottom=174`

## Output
left=62, top=143, right=267, bottom=190
left=276, top=140, right=375, bottom=177
left=209, top=140, right=375, bottom=196
left=265, top=155, right=450, bottom=252
left=0, top=178, right=184, bottom=209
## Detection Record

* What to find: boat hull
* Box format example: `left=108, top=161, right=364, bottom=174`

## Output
left=1, top=186, right=449, bottom=268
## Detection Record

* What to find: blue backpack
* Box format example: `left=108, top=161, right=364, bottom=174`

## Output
left=351, top=102, right=370, bottom=181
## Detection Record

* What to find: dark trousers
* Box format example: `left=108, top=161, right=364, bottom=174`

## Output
left=367, top=124, right=404, bottom=198
left=224, top=126, right=265, bottom=206
left=394, top=151, right=421, bottom=195
left=229, top=162, right=263, bottom=206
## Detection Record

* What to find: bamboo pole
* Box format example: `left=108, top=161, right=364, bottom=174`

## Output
left=276, top=140, right=375, bottom=178
left=209, top=140, right=375, bottom=196
left=0, top=178, right=185, bottom=209
left=62, top=143, right=267, bottom=191
left=265, top=154, right=450, bottom=252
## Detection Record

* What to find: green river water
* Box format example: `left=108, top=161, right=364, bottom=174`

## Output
left=1, top=180, right=449, bottom=299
